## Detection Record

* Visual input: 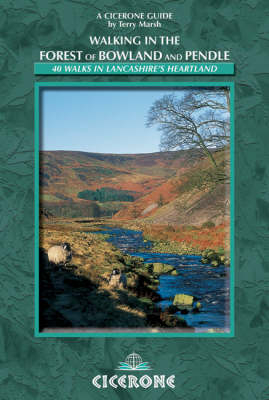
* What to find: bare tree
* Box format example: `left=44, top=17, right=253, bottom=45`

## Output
left=146, top=87, right=230, bottom=168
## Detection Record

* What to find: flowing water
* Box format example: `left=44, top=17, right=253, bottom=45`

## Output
left=90, top=226, right=230, bottom=332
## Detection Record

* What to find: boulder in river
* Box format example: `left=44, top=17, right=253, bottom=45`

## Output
left=173, top=294, right=194, bottom=309
left=152, top=263, right=176, bottom=275
left=171, top=269, right=179, bottom=276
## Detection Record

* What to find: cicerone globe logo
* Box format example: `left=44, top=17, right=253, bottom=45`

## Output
left=116, top=352, right=151, bottom=370
left=92, top=352, right=175, bottom=390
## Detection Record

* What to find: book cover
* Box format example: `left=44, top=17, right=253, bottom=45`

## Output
left=1, top=1, right=268, bottom=399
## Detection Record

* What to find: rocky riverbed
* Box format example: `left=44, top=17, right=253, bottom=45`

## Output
left=88, top=225, right=230, bottom=332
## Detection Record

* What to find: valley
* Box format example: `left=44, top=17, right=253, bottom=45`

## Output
left=40, top=148, right=229, bottom=227
left=39, top=148, right=230, bottom=332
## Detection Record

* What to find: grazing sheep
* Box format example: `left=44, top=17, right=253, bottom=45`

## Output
left=108, top=269, right=127, bottom=289
left=48, top=242, right=72, bottom=266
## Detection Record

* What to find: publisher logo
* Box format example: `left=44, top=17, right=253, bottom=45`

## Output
left=116, top=352, right=151, bottom=371
left=92, top=352, right=175, bottom=389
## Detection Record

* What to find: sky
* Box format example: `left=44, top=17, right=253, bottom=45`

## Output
left=40, top=88, right=184, bottom=154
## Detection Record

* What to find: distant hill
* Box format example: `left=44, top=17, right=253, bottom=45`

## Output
left=40, top=149, right=229, bottom=224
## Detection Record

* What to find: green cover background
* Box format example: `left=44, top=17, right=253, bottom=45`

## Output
left=1, top=1, right=268, bottom=399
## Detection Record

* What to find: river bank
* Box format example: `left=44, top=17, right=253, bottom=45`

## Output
left=39, top=219, right=191, bottom=331
left=108, top=219, right=230, bottom=266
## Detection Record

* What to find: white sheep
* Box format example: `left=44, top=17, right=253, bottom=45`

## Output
left=47, top=242, right=72, bottom=266
left=108, top=269, right=127, bottom=289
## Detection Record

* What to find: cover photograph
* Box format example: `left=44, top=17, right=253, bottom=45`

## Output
left=1, top=1, right=268, bottom=399
left=37, top=83, right=233, bottom=335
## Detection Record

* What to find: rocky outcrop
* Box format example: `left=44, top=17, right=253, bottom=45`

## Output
left=201, top=249, right=230, bottom=267
left=173, top=294, right=194, bottom=310
left=151, top=263, right=178, bottom=276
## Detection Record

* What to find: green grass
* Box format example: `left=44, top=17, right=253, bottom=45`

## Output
left=144, top=236, right=201, bottom=255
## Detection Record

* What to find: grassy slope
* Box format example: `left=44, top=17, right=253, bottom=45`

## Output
left=114, top=148, right=230, bottom=226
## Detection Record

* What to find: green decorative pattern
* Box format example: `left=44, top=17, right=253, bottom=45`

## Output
left=1, top=0, right=269, bottom=399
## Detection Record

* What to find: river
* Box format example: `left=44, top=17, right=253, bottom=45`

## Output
left=90, top=226, right=230, bottom=332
